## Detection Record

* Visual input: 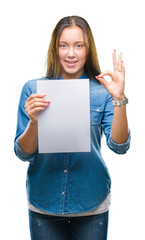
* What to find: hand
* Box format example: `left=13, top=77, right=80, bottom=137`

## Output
left=24, top=94, right=50, bottom=123
left=95, top=50, right=125, bottom=100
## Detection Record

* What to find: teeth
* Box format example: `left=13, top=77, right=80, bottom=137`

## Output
left=66, top=61, right=77, bottom=63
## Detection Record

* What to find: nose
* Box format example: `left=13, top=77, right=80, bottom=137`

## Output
left=67, top=47, right=75, bottom=58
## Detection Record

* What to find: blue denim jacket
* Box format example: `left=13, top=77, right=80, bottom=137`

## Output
left=14, top=73, right=131, bottom=215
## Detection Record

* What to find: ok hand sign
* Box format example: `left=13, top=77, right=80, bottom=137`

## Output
left=95, top=50, right=125, bottom=101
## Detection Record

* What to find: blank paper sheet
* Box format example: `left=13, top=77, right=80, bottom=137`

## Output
left=37, top=79, right=90, bottom=153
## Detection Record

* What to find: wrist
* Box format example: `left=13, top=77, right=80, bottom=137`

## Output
left=112, top=94, right=125, bottom=101
left=29, top=119, right=38, bottom=128
left=112, top=94, right=128, bottom=106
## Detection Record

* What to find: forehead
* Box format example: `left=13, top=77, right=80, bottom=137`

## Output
left=59, top=26, right=85, bottom=42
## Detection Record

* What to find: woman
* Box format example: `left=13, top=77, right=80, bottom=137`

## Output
left=14, top=16, right=130, bottom=240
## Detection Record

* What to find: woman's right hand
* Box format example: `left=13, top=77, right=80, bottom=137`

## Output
left=24, top=94, right=50, bottom=123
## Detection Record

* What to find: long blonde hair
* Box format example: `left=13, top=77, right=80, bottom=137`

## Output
left=46, top=16, right=101, bottom=80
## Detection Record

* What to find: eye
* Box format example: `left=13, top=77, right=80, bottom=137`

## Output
left=76, top=44, right=83, bottom=48
left=59, top=44, right=67, bottom=48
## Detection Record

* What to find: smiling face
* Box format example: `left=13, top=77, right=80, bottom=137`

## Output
left=58, top=26, right=87, bottom=79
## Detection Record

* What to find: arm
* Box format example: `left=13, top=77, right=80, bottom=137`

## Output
left=96, top=50, right=129, bottom=144
left=19, top=120, right=38, bottom=154
left=111, top=104, right=128, bottom=144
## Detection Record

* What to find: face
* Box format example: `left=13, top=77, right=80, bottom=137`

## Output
left=58, top=26, right=87, bottom=79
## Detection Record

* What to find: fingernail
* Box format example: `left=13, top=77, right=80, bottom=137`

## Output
left=114, top=49, right=116, bottom=52
left=121, top=61, right=123, bottom=63
left=95, top=76, right=100, bottom=79
left=47, top=103, right=50, bottom=106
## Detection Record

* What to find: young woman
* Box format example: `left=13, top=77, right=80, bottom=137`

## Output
left=14, top=16, right=131, bottom=240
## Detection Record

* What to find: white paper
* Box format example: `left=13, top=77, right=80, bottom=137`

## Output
left=37, top=79, right=90, bottom=153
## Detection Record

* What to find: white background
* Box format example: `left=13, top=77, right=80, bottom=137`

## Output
left=0, top=0, right=145, bottom=239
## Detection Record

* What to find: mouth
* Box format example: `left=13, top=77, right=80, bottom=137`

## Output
left=65, top=60, right=78, bottom=67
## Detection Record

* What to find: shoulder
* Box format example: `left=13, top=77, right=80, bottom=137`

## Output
left=22, top=77, right=47, bottom=95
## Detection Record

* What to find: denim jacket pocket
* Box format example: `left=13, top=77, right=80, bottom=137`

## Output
left=90, top=105, right=104, bottom=125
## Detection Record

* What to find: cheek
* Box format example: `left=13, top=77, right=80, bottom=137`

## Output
left=80, top=48, right=87, bottom=62
left=58, top=50, right=62, bottom=61
left=58, top=49, right=64, bottom=61
left=81, top=52, right=87, bottom=64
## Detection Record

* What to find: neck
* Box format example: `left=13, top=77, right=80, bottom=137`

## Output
left=61, top=70, right=85, bottom=79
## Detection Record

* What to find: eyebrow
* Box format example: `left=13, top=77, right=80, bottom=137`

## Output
left=59, top=41, right=85, bottom=44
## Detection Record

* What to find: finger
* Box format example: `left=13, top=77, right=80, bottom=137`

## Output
left=29, top=106, right=48, bottom=115
left=121, top=61, right=125, bottom=78
left=118, top=52, right=122, bottom=63
left=26, top=93, right=46, bottom=104
left=95, top=76, right=108, bottom=89
left=118, top=52, right=123, bottom=72
left=96, top=70, right=113, bottom=78
left=112, top=50, right=118, bottom=71
left=26, top=97, right=50, bottom=106
left=25, top=100, right=50, bottom=111
left=25, top=96, right=50, bottom=109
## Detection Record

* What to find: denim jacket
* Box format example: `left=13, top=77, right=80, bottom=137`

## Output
left=14, top=73, right=131, bottom=215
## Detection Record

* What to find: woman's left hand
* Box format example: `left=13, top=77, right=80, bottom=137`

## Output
left=95, top=50, right=125, bottom=100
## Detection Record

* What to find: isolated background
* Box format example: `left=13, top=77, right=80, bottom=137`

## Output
left=1, top=0, right=145, bottom=239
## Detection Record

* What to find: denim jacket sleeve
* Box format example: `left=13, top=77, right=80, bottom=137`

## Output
left=102, top=93, right=131, bottom=154
left=14, top=81, right=37, bottom=162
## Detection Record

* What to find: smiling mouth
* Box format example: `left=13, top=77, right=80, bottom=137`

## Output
left=65, top=60, right=78, bottom=66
